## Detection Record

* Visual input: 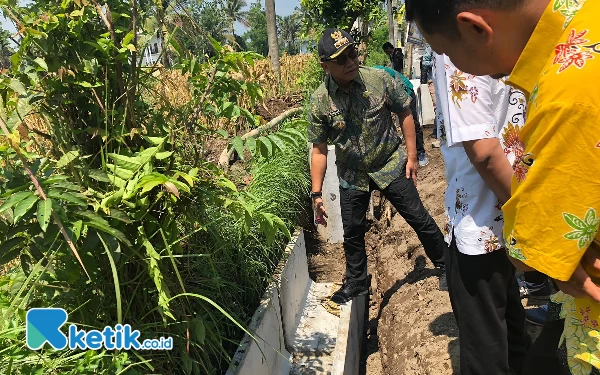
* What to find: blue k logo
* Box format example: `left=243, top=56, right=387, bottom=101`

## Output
left=26, top=308, right=68, bottom=350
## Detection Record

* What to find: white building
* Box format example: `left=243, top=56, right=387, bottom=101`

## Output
left=142, top=32, right=163, bottom=66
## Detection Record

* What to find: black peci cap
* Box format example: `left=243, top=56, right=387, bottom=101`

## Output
left=318, top=28, right=356, bottom=61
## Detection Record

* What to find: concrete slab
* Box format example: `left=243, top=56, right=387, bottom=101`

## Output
left=228, top=230, right=367, bottom=375
left=331, top=295, right=367, bottom=375
left=317, top=145, right=344, bottom=244
left=280, top=231, right=312, bottom=348
left=290, top=282, right=339, bottom=375
left=419, top=84, right=436, bottom=126
left=226, top=284, right=291, bottom=375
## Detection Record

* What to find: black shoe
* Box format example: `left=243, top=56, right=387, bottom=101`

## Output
left=330, top=282, right=369, bottom=305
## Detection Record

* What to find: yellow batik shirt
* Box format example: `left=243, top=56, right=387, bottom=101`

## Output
left=504, top=0, right=600, bottom=373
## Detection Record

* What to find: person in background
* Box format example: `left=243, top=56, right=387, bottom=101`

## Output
left=309, top=29, right=447, bottom=305
left=420, top=46, right=434, bottom=84
left=433, top=53, right=530, bottom=375
left=373, top=65, right=430, bottom=167
left=407, top=0, right=600, bottom=373
left=382, top=42, right=404, bottom=74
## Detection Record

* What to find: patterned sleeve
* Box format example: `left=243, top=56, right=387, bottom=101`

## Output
left=503, top=103, right=600, bottom=281
left=444, top=56, right=500, bottom=146
left=383, top=73, right=411, bottom=114
left=306, top=93, right=330, bottom=144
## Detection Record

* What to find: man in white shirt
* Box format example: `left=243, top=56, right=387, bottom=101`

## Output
left=434, top=54, right=530, bottom=375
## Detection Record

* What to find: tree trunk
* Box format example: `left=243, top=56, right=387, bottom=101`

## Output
left=265, top=0, right=280, bottom=80
left=393, top=0, right=400, bottom=47
left=387, top=0, right=394, bottom=43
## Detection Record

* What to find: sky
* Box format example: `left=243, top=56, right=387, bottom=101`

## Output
left=234, top=0, right=300, bottom=36
left=1, top=0, right=301, bottom=35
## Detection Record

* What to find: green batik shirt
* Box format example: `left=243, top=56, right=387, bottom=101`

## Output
left=307, top=66, right=411, bottom=191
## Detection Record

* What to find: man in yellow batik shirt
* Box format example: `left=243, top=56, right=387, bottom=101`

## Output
left=406, top=0, right=600, bottom=374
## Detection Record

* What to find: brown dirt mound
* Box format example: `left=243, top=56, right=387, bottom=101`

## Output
left=256, top=95, right=303, bottom=122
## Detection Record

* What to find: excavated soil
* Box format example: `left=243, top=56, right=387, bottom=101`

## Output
left=306, top=126, right=544, bottom=375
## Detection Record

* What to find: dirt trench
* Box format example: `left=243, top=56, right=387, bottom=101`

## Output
left=306, top=126, right=544, bottom=375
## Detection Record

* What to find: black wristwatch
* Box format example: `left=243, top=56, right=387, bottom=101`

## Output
left=310, top=191, right=323, bottom=200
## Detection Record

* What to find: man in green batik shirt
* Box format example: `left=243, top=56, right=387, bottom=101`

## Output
left=309, top=28, right=447, bottom=304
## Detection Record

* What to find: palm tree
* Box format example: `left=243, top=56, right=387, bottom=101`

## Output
left=265, top=0, right=280, bottom=79
left=224, top=0, right=249, bottom=38
left=278, top=13, right=301, bottom=54
left=0, top=29, right=14, bottom=70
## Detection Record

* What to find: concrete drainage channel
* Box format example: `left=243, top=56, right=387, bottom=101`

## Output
left=226, top=144, right=367, bottom=375
left=225, top=229, right=367, bottom=375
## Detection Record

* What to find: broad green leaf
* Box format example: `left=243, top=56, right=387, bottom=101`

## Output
left=241, top=108, right=256, bottom=127
left=257, top=136, right=273, bottom=158
left=181, top=350, right=192, bottom=375
left=122, top=30, right=135, bottom=46
left=8, top=79, right=27, bottom=96
left=107, top=153, right=142, bottom=172
left=174, top=172, right=194, bottom=187
left=41, top=175, right=70, bottom=185
left=106, top=163, right=135, bottom=180
left=36, top=198, right=53, bottom=232
left=70, top=8, right=84, bottom=16
left=56, top=150, right=80, bottom=168
left=84, top=220, right=131, bottom=247
left=136, top=172, right=168, bottom=194
left=281, top=127, right=307, bottom=140
left=273, top=216, right=291, bottom=240
left=154, top=151, right=173, bottom=160
left=170, top=36, right=184, bottom=57
left=221, top=102, right=235, bottom=118
left=108, top=209, right=132, bottom=224
left=275, top=131, right=300, bottom=146
left=88, top=170, right=111, bottom=183
left=47, top=190, right=87, bottom=207
left=191, top=318, right=205, bottom=344
left=0, top=237, right=26, bottom=264
left=268, top=134, right=287, bottom=153
left=101, top=189, right=124, bottom=209
left=89, top=170, right=125, bottom=188
left=13, top=195, right=38, bottom=223
left=71, top=220, right=83, bottom=240
left=246, top=136, right=257, bottom=155
left=32, top=57, right=48, bottom=71
left=74, top=81, right=101, bottom=88
left=231, top=136, right=245, bottom=161
left=217, top=177, right=237, bottom=192
left=0, top=192, right=33, bottom=213
left=144, top=136, right=166, bottom=146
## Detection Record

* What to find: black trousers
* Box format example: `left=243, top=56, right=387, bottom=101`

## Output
left=522, top=319, right=568, bottom=375
left=446, top=235, right=531, bottom=375
left=339, top=173, right=446, bottom=285
left=410, top=92, right=426, bottom=155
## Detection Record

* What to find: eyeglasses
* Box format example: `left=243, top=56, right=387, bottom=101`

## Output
left=323, top=47, right=358, bottom=65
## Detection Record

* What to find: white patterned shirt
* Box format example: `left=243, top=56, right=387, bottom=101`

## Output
left=434, top=54, right=527, bottom=256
